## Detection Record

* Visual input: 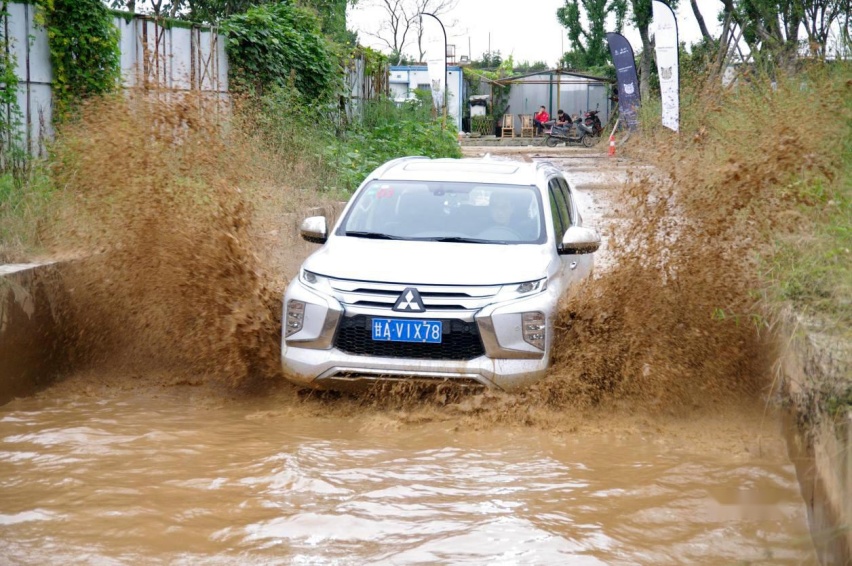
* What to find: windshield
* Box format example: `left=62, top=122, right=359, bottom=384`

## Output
left=338, top=181, right=545, bottom=244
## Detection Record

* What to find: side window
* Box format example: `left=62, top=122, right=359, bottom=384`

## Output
left=556, top=177, right=575, bottom=226
left=548, top=179, right=566, bottom=245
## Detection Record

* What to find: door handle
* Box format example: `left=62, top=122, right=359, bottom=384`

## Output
left=569, top=261, right=578, bottom=270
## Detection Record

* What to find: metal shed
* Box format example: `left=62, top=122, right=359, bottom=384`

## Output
left=495, top=69, right=613, bottom=135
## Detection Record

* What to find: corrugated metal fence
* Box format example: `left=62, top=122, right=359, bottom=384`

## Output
left=1, top=3, right=381, bottom=159
left=0, top=5, right=228, bottom=157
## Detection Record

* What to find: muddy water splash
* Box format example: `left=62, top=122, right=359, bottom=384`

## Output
left=39, top=76, right=846, bottom=420
left=45, top=94, right=285, bottom=387
left=534, top=78, right=847, bottom=412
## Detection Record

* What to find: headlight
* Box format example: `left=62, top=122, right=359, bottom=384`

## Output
left=497, top=278, right=547, bottom=299
left=299, top=269, right=331, bottom=292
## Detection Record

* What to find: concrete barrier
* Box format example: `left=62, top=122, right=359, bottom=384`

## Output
left=0, top=263, right=70, bottom=405
left=782, top=311, right=852, bottom=562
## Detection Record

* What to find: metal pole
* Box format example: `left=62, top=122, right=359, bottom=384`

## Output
left=419, top=12, right=448, bottom=124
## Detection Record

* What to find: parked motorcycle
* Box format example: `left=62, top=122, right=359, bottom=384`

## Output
left=544, top=119, right=596, bottom=148
left=584, top=109, right=603, bottom=137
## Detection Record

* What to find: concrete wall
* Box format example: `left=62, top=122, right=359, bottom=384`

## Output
left=0, top=263, right=69, bottom=405
left=781, top=310, right=852, bottom=562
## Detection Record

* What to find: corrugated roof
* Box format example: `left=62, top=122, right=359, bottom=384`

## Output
left=494, top=69, right=612, bottom=83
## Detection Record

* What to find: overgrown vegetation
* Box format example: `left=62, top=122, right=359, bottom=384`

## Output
left=223, top=2, right=336, bottom=100
left=1, top=0, right=122, bottom=259
left=644, top=63, right=850, bottom=330
left=0, top=3, right=25, bottom=176
left=244, top=85, right=460, bottom=195
left=42, top=0, right=121, bottom=121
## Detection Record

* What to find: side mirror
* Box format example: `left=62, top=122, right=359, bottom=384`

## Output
left=560, top=226, right=600, bottom=255
left=300, top=216, right=328, bottom=244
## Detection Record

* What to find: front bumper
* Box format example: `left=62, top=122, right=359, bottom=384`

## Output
left=281, top=279, right=557, bottom=392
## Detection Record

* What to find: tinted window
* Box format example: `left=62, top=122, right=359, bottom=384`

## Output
left=548, top=179, right=566, bottom=243
left=556, top=177, right=575, bottom=225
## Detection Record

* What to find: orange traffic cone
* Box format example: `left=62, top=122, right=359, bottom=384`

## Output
left=607, top=133, right=616, bottom=157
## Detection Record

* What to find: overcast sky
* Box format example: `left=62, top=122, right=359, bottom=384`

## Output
left=347, top=0, right=723, bottom=66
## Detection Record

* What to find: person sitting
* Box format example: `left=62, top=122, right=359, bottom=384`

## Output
left=533, top=106, right=549, bottom=136
left=552, top=109, right=571, bottom=134
left=488, top=192, right=513, bottom=226
left=480, top=191, right=536, bottom=240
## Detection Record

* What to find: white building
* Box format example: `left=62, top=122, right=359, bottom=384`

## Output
left=388, top=65, right=464, bottom=131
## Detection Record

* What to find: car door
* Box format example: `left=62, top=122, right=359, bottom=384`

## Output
left=547, top=177, right=576, bottom=283
left=555, top=176, right=594, bottom=281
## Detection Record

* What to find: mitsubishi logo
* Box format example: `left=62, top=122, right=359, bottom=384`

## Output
left=393, top=287, right=425, bottom=312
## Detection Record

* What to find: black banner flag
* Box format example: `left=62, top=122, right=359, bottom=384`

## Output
left=606, top=32, right=640, bottom=131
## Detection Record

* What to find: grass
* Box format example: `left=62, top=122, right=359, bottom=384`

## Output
left=0, top=165, right=56, bottom=262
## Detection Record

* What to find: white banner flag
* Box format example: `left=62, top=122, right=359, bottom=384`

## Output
left=653, top=0, right=679, bottom=132
left=425, top=35, right=446, bottom=114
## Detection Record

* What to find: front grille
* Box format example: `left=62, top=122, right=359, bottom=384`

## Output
left=334, top=315, right=485, bottom=361
left=327, top=279, right=501, bottom=315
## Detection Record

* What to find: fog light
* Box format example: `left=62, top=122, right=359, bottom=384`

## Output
left=286, top=300, right=305, bottom=337
left=522, top=311, right=546, bottom=350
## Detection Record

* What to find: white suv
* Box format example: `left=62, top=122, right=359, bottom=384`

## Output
left=281, top=156, right=600, bottom=391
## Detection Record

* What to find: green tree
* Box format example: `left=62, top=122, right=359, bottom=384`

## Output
left=468, top=50, right=502, bottom=70
left=107, top=0, right=358, bottom=44
left=738, top=0, right=803, bottom=64
left=557, top=0, right=627, bottom=70
left=513, top=60, right=549, bottom=73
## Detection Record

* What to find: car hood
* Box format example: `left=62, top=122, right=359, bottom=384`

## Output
left=304, top=237, right=551, bottom=286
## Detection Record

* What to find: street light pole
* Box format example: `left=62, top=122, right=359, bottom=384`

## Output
left=418, top=12, right=449, bottom=124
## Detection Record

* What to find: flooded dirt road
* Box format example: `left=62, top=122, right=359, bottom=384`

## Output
left=0, top=139, right=823, bottom=564
left=0, top=387, right=816, bottom=565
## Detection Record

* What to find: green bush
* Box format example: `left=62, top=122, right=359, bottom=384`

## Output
left=248, top=86, right=461, bottom=195
left=224, top=2, right=336, bottom=101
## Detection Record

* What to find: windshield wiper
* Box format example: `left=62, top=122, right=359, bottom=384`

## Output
left=344, top=231, right=403, bottom=240
left=426, top=236, right=500, bottom=244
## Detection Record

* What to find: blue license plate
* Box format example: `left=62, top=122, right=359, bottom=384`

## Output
left=371, top=318, right=443, bottom=343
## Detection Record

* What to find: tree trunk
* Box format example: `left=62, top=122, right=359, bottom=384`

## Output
left=690, top=0, right=712, bottom=40
left=638, top=23, right=652, bottom=102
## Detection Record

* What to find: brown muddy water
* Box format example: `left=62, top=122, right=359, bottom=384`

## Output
left=0, top=387, right=816, bottom=565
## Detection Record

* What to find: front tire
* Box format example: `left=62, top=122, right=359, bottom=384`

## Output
left=545, top=136, right=559, bottom=148
left=581, top=134, right=596, bottom=148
